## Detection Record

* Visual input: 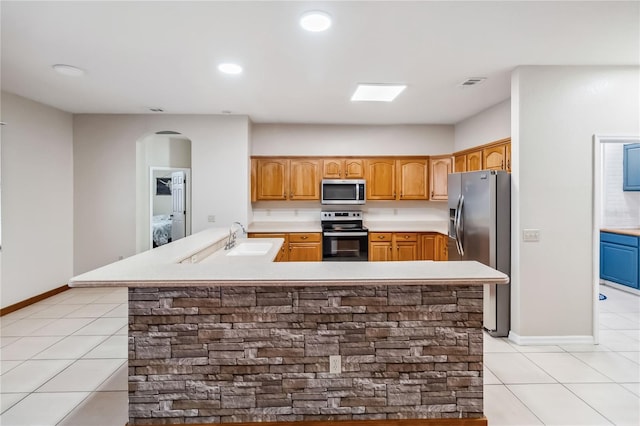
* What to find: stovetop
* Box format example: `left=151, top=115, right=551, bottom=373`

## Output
left=321, top=211, right=367, bottom=232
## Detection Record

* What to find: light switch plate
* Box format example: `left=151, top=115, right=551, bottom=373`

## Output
left=523, top=229, right=541, bottom=242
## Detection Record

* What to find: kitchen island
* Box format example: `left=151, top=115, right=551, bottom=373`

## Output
left=69, top=228, right=508, bottom=426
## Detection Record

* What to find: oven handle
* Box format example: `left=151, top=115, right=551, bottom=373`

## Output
left=323, top=232, right=368, bottom=237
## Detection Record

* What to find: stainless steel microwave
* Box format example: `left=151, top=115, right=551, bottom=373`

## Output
left=321, top=179, right=366, bottom=205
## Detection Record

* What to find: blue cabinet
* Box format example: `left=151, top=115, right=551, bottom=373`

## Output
left=600, top=232, right=639, bottom=289
left=623, top=143, right=640, bottom=191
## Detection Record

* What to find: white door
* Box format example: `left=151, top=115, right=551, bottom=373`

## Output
left=171, top=171, right=186, bottom=241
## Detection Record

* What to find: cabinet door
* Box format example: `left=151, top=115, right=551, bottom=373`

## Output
left=420, top=233, right=437, bottom=260
left=289, top=159, right=321, bottom=200
left=397, top=159, right=428, bottom=200
left=466, top=151, right=483, bottom=171
left=623, top=143, right=640, bottom=191
left=454, top=155, right=466, bottom=173
left=483, top=145, right=506, bottom=171
left=369, top=233, right=393, bottom=261
left=600, top=241, right=639, bottom=288
left=248, top=233, right=289, bottom=261
left=365, top=159, right=396, bottom=200
left=256, top=159, right=288, bottom=200
left=429, top=156, right=452, bottom=201
left=369, top=242, right=392, bottom=261
left=394, top=233, right=418, bottom=261
left=437, top=234, right=449, bottom=261
left=322, top=159, right=343, bottom=179
left=344, top=159, right=364, bottom=178
left=289, top=243, right=322, bottom=261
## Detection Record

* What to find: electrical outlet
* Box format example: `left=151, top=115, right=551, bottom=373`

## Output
left=523, top=229, right=541, bottom=242
left=207, top=215, right=216, bottom=222
left=329, top=355, right=341, bottom=374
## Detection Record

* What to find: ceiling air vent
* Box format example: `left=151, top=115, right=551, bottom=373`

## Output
left=459, top=77, right=487, bottom=87
left=149, top=107, right=164, bottom=112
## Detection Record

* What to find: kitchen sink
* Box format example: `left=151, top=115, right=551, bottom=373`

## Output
left=225, top=242, right=273, bottom=256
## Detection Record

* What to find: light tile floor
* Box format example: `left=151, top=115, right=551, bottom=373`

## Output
left=0, top=284, right=638, bottom=425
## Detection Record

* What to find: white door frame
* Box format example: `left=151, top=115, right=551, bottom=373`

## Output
left=592, top=134, right=640, bottom=345
left=149, top=166, right=191, bottom=249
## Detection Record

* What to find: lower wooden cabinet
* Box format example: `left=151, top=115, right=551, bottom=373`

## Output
left=288, top=233, right=322, bottom=261
left=369, top=232, right=419, bottom=261
left=419, top=233, right=448, bottom=261
left=248, top=232, right=321, bottom=262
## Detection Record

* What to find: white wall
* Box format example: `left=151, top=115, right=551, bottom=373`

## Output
left=454, top=99, right=510, bottom=151
left=602, top=143, right=640, bottom=228
left=252, top=124, right=454, bottom=156
left=511, top=66, right=640, bottom=342
left=1, top=92, right=74, bottom=308
left=73, top=114, right=250, bottom=274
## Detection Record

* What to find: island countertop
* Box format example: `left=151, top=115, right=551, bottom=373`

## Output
left=69, top=228, right=508, bottom=288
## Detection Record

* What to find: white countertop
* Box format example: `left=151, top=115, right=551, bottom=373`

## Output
left=69, top=228, right=507, bottom=288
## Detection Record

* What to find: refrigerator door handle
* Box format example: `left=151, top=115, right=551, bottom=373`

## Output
left=455, top=195, right=465, bottom=256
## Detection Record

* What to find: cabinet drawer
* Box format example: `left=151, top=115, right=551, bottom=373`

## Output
left=289, top=232, right=321, bottom=243
left=395, top=232, right=417, bottom=242
left=370, top=232, right=392, bottom=242
left=601, top=232, right=639, bottom=247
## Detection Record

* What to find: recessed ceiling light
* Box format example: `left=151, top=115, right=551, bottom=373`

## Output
left=351, top=84, right=407, bottom=102
left=52, top=64, right=85, bottom=77
left=300, top=11, right=332, bottom=32
left=218, top=63, right=243, bottom=75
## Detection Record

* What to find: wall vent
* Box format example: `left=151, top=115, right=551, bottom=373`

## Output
left=149, top=107, right=164, bottom=112
left=459, top=77, right=487, bottom=87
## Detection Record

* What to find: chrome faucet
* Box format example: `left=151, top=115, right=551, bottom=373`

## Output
left=225, top=221, right=247, bottom=250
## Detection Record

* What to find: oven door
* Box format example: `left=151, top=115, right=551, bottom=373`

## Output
left=322, top=231, right=369, bottom=261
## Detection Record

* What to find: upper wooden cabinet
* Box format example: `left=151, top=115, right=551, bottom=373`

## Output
left=397, top=159, right=428, bottom=200
left=429, top=156, right=452, bottom=201
left=483, top=144, right=507, bottom=171
left=365, top=158, right=428, bottom=201
left=365, top=158, right=396, bottom=200
left=454, top=155, right=466, bottom=173
left=254, top=158, right=320, bottom=201
left=255, top=158, right=288, bottom=200
left=322, top=158, right=364, bottom=179
left=289, top=159, right=321, bottom=200
left=466, top=150, right=483, bottom=171
left=452, top=138, right=512, bottom=173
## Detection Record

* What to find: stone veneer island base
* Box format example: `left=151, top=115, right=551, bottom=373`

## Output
left=69, top=229, right=507, bottom=426
left=128, top=284, right=486, bottom=425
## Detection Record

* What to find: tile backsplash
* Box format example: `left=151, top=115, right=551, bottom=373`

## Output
left=602, top=143, right=640, bottom=228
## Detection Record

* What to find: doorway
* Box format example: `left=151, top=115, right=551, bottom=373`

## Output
left=150, top=167, right=191, bottom=248
left=592, top=135, right=640, bottom=344
left=136, top=132, right=192, bottom=252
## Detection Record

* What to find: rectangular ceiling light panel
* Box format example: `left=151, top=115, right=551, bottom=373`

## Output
left=351, top=84, right=407, bottom=102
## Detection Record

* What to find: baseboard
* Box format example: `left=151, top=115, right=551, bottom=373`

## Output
left=125, top=418, right=487, bottom=426
left=0, top=284, right=70, bottom=316
left=600, top=280, right=640, bottom=296
left=508, top=331, right=595, bottom=346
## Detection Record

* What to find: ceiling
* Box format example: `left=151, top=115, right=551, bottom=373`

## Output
left=1, top=1, right=638, bottom=125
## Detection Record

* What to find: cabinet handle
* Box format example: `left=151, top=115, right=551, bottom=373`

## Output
left=501, top=160, right=504, bottom=169
left=431, top=191, right=434, bottom=198
left=404, top=235, right=409, bottom=239
left=301, top=236, right=308, bottom=240
left=378, top=235, right=385, bottom=239
left=507, top=160, right=510, bottom=169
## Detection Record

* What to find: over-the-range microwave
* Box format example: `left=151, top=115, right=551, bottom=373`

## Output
left=321, top=179, right=366, bottom=205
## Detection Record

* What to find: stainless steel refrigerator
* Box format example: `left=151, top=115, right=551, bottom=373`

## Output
left=448, top=170, right=511, bottom=337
